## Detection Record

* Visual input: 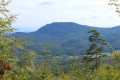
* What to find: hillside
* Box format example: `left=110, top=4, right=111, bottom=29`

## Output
left=12, top=22, right=120, bottom=55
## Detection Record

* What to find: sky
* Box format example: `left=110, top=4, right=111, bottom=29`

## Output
left=7, top=0, right=120, bottom=32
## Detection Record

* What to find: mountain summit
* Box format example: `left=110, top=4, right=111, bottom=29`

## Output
left=36, top=22, right=91, bottom=35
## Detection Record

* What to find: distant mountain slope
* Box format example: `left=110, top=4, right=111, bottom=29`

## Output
left=12, top=22, right=120, bottom=55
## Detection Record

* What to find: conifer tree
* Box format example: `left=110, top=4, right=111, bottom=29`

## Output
left=84, top=30, right=107, bottom=69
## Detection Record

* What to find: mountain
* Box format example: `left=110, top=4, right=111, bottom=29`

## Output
left=12, top=22, right=120, bottom=56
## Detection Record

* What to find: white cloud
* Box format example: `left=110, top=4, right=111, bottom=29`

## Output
left=6, top=0, right=120, bottom=32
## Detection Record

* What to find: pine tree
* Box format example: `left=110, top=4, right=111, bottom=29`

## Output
left=84, top=30, right=107, bottom=69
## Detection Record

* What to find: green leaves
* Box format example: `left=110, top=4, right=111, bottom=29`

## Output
left=84, top=30, right=108, bottom=69
left=109, top=0, right=120, bottom=16
left=87, top=30, right=107, bottom=54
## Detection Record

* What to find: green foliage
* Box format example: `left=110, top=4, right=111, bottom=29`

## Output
left=2, top=0, right=120, bottom=80
left=0, top=0, right=17, bottom=59
left=91, top=63, right=120, bottom=80
left=12, top=22, right=120, bottom=56
left=0, top=0, right=38, bottom=80
left=109, top=0, right=120, bottom=16
left=84, top=30, right=107, bottom=69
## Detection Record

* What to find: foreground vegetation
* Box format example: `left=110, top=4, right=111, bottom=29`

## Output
left=5, top=51, right=120, bottom=80
left=1, top=0, right=120, bottom=80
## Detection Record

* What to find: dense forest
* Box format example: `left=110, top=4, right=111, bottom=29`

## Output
left=1, top=0, right=120, bottom=80
left=13, top=22, right=120, bottom=56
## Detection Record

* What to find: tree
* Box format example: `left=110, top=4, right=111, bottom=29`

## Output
left=37, top=41, right=54, bottom=80
left=109, top=0, right=120, bottom=16
left=0, top=0, right=39, bottom=79
left=84, top=30, right=107, bottom=69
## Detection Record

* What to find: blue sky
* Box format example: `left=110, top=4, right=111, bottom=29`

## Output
left=8, top=0, right=120, bottom=32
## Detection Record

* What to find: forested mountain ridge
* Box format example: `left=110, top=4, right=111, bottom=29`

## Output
left=12, top=22, right=120, bottom=55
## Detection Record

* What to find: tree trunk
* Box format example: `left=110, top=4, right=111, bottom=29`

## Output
left=95, top=41, right=98, bottom=69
